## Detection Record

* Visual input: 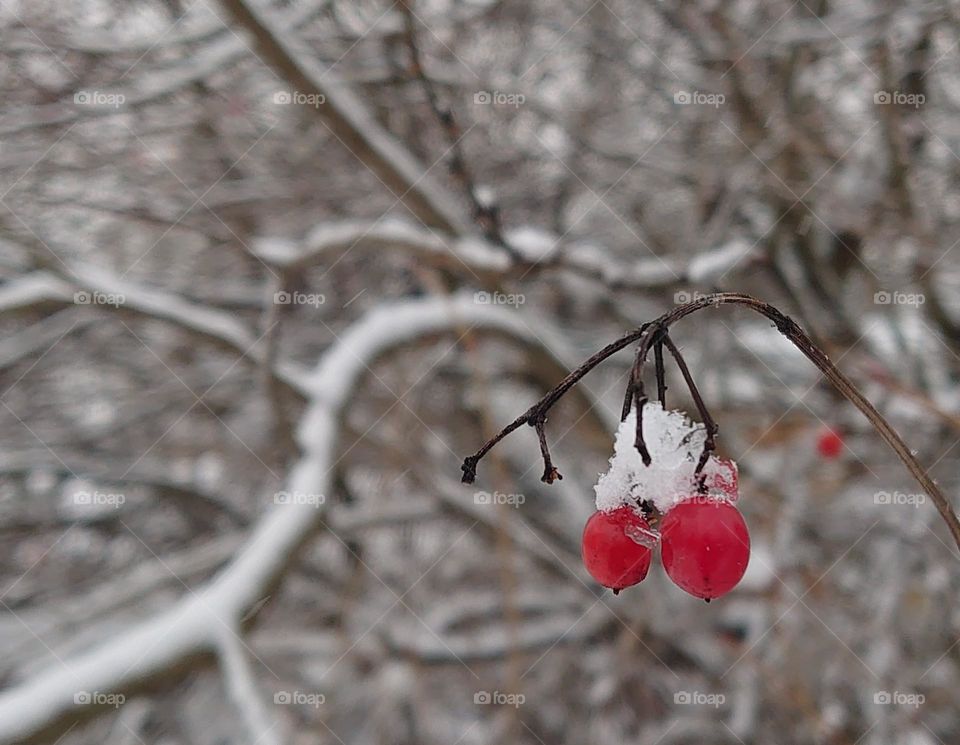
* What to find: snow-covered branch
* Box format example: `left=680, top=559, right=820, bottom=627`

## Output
left=253, top=217, right=510, bottom=275
left=0, top=5, right=319, bottom=137
left=254, top=217, right=762, bottom=289
left=0, top=270, right=310, bottom=397
left=0, top=294, right=588, bottom=744
left=220, top=0, right=470, bottom=235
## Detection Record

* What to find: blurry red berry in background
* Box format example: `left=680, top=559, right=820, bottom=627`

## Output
left=581, top=506, right=656, bottom=591
left=817, top=428, right=844, bottom=459
left=660, top=498, right=750, bottom=601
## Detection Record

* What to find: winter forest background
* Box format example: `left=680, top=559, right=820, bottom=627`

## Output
left=1, top=0, right=959, bottom=743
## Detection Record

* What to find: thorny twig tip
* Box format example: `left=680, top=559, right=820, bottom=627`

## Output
left=541, top=466, right=563, bottom=484
left=461, top=458, right=478, bottom=484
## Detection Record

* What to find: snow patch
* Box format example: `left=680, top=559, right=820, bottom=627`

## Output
left=505, top=226, right=560, bottom=262
left=594, top=402, right=738, bottom=514
left=688, top=238, right=754, bottom=281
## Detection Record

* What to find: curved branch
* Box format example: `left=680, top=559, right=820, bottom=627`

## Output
left=0, top=294, right=596, bottom=744
left=0, top=270, right=311, bottom=399
left=462, top=293, right=960, bottom=549
left=461, top=322, right=651, bottom=483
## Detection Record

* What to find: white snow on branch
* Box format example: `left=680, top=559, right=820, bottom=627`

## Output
left=0, top=269, right=311, bottom=397
left=253, top=217, right=510, bottom=274
left=687, top=238, right=755, bottom=282
left=220, top=0, right=469, bottom=235
left=0, top=5, right=321, bottom=137
left=0, top=293, right=583, bottom=744
left=255, top=217, right=759, bottom=290
left=505, top=226, right=561, bottom=263
left=0, top=273, right=74, bottom=311
left=566, top=237, right=760, bottom=289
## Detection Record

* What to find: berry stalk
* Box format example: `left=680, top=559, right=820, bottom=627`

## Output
left=460, top=292, right=960, bottom=550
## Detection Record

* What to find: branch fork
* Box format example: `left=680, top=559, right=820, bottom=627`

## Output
left=461, top=293, right=960, bottom=550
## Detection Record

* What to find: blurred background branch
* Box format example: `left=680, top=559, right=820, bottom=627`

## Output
left=1, top=1, right=959, bottom=744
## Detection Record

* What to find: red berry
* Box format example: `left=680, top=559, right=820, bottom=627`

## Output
left=581, top=506, right=656, bottom=591
left=660, top=498, right=750, bottom=600
left=817, top=428, right=844, bottom=459
left=703, top=458, right=739, bottom=500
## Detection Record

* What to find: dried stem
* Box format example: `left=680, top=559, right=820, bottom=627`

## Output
left=535, top=419, right=562, bottom=484
left=461, top=323, right=650, bottom=484
left=461, top=292, right=960, bottom=550
left=633, top=388, right=651, bottom=466
left=654, top=334, right=667, bottom=406
left=662, top=333, right=718, bottom=480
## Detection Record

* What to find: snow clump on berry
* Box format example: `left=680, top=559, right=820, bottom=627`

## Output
left=594, top=402, right=737, bottom=514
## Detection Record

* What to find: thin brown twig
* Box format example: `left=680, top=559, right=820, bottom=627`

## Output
left=662, top=333, right=718, bottom=480
left=398, top=0, right=518, bottom=258
left=461, top=293, right=960, bottom=550
left=654, top=334, right=667, bottom=406
left=460, top=323, right=650, bottom=483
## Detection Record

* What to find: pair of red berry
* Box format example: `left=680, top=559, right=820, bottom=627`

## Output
left=581, top=497, right=750, bottom=600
